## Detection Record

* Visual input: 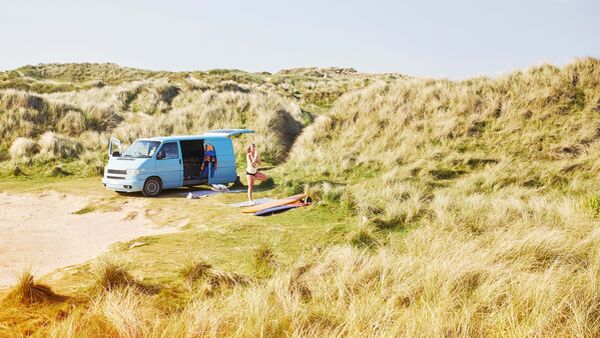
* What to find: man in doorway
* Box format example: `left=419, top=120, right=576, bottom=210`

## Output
left=200, top=142, right=218, bottom=177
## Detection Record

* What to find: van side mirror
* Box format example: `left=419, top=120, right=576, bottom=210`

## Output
left=157, top=151, right=165, bottom=159
left=112, top=151, right=121, bottom=157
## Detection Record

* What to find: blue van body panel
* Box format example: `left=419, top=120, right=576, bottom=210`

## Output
left=102, top=130, right=253, bottom=194
left=101, top=157, right=151, bottom=192
left=104, top=178, right=145, bottom=192
left=154, top=141, right=183, bottom=188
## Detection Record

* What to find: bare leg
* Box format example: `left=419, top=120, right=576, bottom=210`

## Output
left=247, top=174, right=255, bottom=202
left=254, top=172, right=268, bottom=181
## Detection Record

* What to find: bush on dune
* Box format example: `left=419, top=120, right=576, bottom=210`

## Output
left=57, top=110, right=86, bottom=135
left=9, top=137, right=39, bottom=159
left=38, top=132, right=81, bottom=159
left=90, top=257, right=148, bottom=293
left=4, top=271, right=66, bottom=305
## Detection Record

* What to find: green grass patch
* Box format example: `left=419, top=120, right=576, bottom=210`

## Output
left=585, top=195, right=600, bottom=215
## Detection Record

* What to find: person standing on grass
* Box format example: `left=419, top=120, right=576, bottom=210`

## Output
left=246, top=143, right=267, bottom=204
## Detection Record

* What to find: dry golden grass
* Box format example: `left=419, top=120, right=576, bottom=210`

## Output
left=4, top=271, right=66, bottom=305
left=30, top=208, right=600, bottom=336
left=9, top=137, right=38, bottom=159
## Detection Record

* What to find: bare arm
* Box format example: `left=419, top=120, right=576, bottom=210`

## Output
left=251, top=151, right=260, bottom=166
left=247, top=153, right=256, bottom=166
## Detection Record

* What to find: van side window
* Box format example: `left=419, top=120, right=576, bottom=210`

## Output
left=159, top=142, right=179, bottom=159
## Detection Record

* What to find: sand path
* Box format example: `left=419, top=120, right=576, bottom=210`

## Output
left=0, top=191, right=173, bottom=286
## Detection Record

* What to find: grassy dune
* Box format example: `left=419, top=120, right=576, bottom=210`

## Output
left=0, top=63, right=394, bottom=172
left=2, top=59, right=600, bottom=336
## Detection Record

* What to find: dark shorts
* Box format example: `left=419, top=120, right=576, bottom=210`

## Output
left=246, top=171, right=256, bottom=176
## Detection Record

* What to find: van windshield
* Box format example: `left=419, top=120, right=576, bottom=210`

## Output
left=123, top=140, right=161, bottom=158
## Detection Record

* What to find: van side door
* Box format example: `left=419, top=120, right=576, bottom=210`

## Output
left=155, top=141, right=183, bottom=189
left=207, top=138, right=236, bottom=185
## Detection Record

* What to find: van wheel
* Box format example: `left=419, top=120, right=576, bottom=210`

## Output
left=143, top=177, right=162, bottom=197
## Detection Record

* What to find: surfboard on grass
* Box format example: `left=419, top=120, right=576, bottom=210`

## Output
left=254, top=202, right=309, bottom=216
left=241, top=193, right=307, bottom=214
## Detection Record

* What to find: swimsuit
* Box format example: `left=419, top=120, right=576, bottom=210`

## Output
left=246, top=153, right=258, bottom=176
left=246, top=164, right=258, bottom=176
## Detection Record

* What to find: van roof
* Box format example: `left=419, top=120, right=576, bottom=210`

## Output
left=140, top=129, right=254, bottom=142
left=144, top=135, right=220, bottom=142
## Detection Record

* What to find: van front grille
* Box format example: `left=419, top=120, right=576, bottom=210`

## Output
left=107, top=169, right=127, bottom=175
left=107, top=176, right=125, bottom=180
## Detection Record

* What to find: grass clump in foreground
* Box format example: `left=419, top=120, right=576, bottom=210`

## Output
left=90, top=257, right=151, bottom=294
left=181, top=258, right=253, bottom=288
left=181, top=259, right=213, bottom=285
left=4, top=271, right=66, bottom=305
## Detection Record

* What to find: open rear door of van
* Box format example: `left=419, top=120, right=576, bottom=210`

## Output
left=202, top=129, right=254, bottom=138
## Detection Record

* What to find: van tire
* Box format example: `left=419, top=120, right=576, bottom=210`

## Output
left=143, top=177, right=162, bottom=197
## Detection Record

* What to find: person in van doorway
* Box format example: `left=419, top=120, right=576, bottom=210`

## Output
left=246, top=143, right=267, bottom=204
left=200, top=142, right=218, bottom=177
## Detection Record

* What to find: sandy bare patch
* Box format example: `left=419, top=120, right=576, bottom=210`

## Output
left=0, top=191, right=174, bottom=287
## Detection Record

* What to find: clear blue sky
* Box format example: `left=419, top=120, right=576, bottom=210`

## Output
left=0, top=0, right=598, bottom=79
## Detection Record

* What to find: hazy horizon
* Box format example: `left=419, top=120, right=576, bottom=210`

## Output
left=1, top=0, right=599, bottom=79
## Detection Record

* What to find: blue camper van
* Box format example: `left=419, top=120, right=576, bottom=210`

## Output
left=102, top=129, right=253, bottom=196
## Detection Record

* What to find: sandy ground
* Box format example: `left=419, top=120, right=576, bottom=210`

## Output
left=0, top=191, right=174, bottom=287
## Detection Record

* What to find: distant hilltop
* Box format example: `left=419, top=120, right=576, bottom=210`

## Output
left=5, top=63, right=366, bottom=82
left=276, top=67, right=358, bottom=77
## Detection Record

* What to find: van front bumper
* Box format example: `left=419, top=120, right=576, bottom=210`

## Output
left=102, top=177, right=144, bottom=192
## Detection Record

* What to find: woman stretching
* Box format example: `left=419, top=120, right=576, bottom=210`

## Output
left=246, top=143, right=267, bottom=204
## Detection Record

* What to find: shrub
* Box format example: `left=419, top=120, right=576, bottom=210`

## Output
left=11, top=165, right=26, bottom=176
left=50, top=165, right=70, bottom=177
left=5, top=271, right=66, bottom=305
left=57, top=110, right=86, bottom=135
left=9, top=137, right=39, bottom=159
left=254, top=243, right=278, bottom=271
left=0, top=146, right=8, bottom=162
left=84, top=105, right=121, bottom=131
left=38, top=131, right=81, bottom=159
left=584, top=195, right=600, bottom=215
left=181, top=260, right=212, bottom=285
left=349, top=227, right=378, bottom=247
left=206, top=269, right=253, bottom=287
left=91, top=258, right=143, bottom=293
left=78, top=131, right=106, bottom=151
left=180, top=258, right=253, bottom=290
left=280, top=177, right=305, bottom=196
left=307, top=182, right=346, bottom=206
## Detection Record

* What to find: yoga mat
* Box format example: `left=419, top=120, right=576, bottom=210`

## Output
left=228, top=198, right=276, bottom=207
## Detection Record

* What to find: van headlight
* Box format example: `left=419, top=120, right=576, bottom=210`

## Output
left=126, top=169, right=143, bottom=176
